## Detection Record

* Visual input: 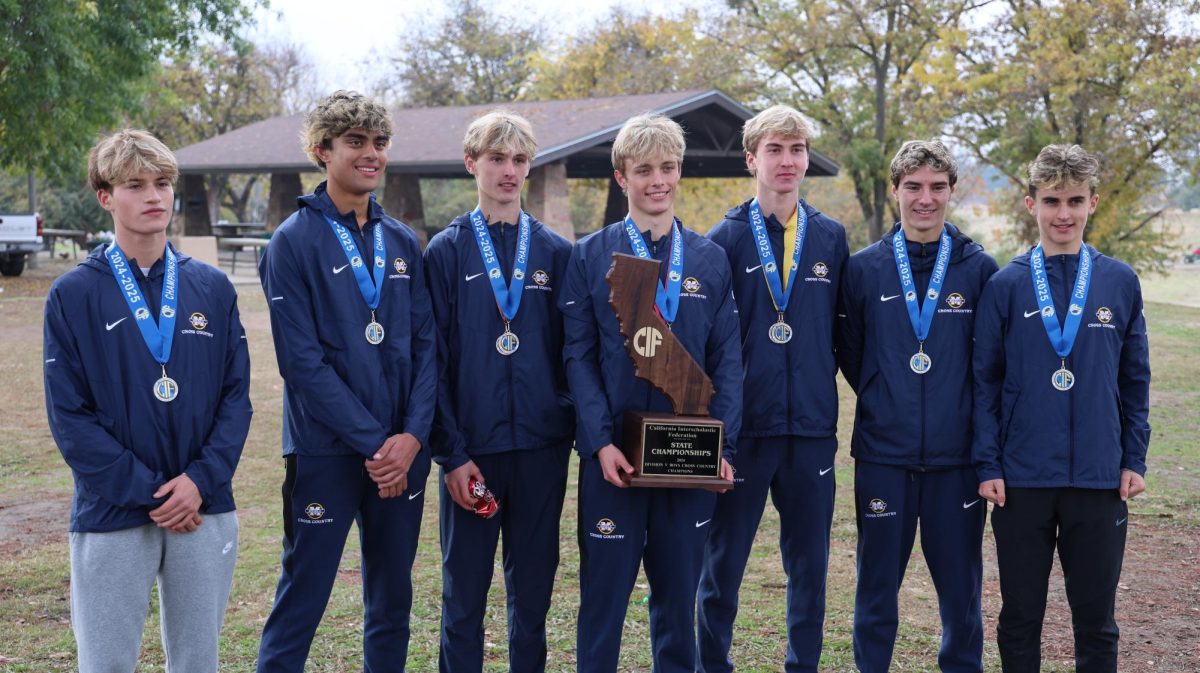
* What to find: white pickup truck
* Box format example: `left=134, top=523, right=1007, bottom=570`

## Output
left=0, top=212, right=43, bottom=276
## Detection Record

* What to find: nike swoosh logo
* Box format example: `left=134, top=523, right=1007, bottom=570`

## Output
left=465, top=272, right=484, bottom=281
left=271, top=296, right=284, bottom=302
left=1024, top=309, right=1041, bottom=318
left=408, top=489, right=424, bottom=501
left=880, top=294, right=901, bottom=302
left=745, top=264, right=762, bottom=274
left=332, top=264, right=349, bottom=274
left=695, top=519, right=711, bottom=528
left=1115, top=517, right=1127, bottom=526
left=564, top=300, right=576, bottom=306
left=963, top=499, right=981, bottom=509
left=819, top=467, right=834, bottom=476
left=105, top=317, right=128, bottom=331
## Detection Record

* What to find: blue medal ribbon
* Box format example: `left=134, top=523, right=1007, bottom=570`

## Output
left=325, top=215, right=386, bottom=311
left=469, top=206, right=531, bottom=322
left=748, top=199, right=807, bottom=312
left=893, top=227, right=951, bottom=344
left=1030, top=243, right=1091, bottom=359
left=622, top=214, right=683, bottom=324
left=106, top=242, right=178, bottom=366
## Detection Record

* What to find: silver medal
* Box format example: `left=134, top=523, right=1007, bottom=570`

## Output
left=154, top=366, right=179, bottom=402
left=909, top=351, right=932, bottom=374
left=768, top=318, right=793, bottom=344
left=365, top=321, right=385, bottom=345
left=496, top=329, right=519, bottom=355
left=1052, top=366, right=1075, bottom=391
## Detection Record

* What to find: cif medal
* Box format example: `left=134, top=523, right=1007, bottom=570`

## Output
left=365, top=310, right=385, bottom=345
left=154, top=365, right=179, bottom=402
left=909, top=343, right=932, bottom=374
left=1052, top=358, right=1075, bottom=391
left=496, top=320, right=519, bottom=355
left=768, top=312, right=793, bottom=344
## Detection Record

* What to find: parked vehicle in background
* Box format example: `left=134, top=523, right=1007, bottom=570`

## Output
left=0, top=212, right=43, bottom=276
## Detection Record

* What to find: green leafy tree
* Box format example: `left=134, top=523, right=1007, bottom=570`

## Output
left=528, top=9, right=752, bottom=100
left=0, top=0, right=258, bottom=180
left=728, top=0, right=986, bottom=241
left=139, top=40, right=312, bottom=223
left=384, top=0, right=541, bottom=107
left=921, top=0, right=1200, bottom=271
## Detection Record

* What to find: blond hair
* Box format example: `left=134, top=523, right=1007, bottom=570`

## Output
left=463, top=109, right=537, bottom=160
left=611, top=114, right=686, bottom=173
left=301, top=90, right=393, bottom=170
left=88, top=129, right=178, bottom=192
left=890, top=140, right=958, bottom=188
left=1027, top=144, right=1101, bottom=196
left=742, top=105, right=816, bottom=156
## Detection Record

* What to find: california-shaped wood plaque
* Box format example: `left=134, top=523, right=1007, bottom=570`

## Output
left=606, top=253, right=731, bottom=489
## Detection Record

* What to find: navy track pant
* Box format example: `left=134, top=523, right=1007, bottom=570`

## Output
left=438, top=445, right=570, bottom=673
left=576, top=455, right=717, bottom=673
left=257, top=452, right=431, bottom=673
left=697, top=435, right=837, bottom=673
left=852, top=462, right=985, bottom=673
left=992, top=487, right=1128, bottom=673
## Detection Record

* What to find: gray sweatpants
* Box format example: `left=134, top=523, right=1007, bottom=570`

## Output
left=68, top=512, right=239, bottom=673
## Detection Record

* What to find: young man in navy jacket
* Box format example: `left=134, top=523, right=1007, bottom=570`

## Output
left=974, top=144, right=1151, bottom=673
left=256, top=91, right=437, bottom=673
left=44, top=129, right=251, bottom=672
left=559, top=114, right=741, bottom=673
left=698, top=105, right=848, bottom=673
left=423, top=110, right=575, bottom=673
left=838, top=140, right=998, bottom=673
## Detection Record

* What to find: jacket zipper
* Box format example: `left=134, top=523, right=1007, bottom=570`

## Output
left=1063, top=254, right=1076, bottom=483
left=499, top=223, right=518, bottom=448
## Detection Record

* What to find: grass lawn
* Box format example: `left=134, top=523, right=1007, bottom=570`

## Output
left=1, top=258, right=1196, bottom=672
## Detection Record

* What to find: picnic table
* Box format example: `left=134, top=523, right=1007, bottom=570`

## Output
left=42, top=228, right=89, bottom=260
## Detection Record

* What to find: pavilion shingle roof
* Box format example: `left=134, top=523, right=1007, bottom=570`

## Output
left=174, top=89, right=838, bottom=178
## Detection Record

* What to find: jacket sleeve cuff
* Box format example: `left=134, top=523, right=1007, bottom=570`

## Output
left=976, top=464, right=1004, bottom=483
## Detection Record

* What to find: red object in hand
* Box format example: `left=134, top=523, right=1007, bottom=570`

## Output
left=468, top=478, right=499, bottom=519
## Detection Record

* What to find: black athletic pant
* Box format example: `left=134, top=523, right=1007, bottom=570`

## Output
left=991, top=487, right=1128, bottom=673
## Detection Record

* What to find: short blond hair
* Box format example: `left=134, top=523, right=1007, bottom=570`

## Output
left=301, top=90, right=393, bottom=170
left=463, top=109, right=537, bottom=160
left=611, top=114, right=686, bottom=173
left=88, top=129, right=178, bottom=192
left=742, top=105, right=816, bottom=156
left=890, top=140, right=958, bottom=188
left=1027, top=144, right=1100, bottom=197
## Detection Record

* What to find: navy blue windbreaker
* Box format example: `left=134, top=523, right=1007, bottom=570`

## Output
left=423, top=212, right=575, bottom=470
left=707, top=199, right=848, bottom=438
left=972, top=245, right=1151, bottom=488
left=837, top=223, right=999, bottom=468
left=559, top=220, right=743, bottom=461
left=259, top=183, right=436, bottom=457
left=44, top=244, right=252, bottom=532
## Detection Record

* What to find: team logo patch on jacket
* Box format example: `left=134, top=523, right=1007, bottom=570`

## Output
left=589, top=517, right=624, bottom=540
left=1097, top=306, right=1113, bottom=323
left=532, top=269, right=550, bottom=286
left=812, top=262, right=829, bottom=278
left=394, top=257, right=408, bottom=274
left=683, top=277, right=701, bottom=293
left=946, top=292, right=965, bottom=309
left=189, top=312, right=208, bottom=330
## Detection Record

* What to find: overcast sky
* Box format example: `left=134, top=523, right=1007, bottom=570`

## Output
left=252, top=0, right=704, bottom=92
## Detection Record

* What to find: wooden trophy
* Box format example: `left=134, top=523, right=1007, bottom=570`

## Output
left=605, top=253, right=732, bottom=489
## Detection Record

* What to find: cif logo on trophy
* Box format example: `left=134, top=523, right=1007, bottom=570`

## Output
left=605, top=254, right=732, bottom=490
